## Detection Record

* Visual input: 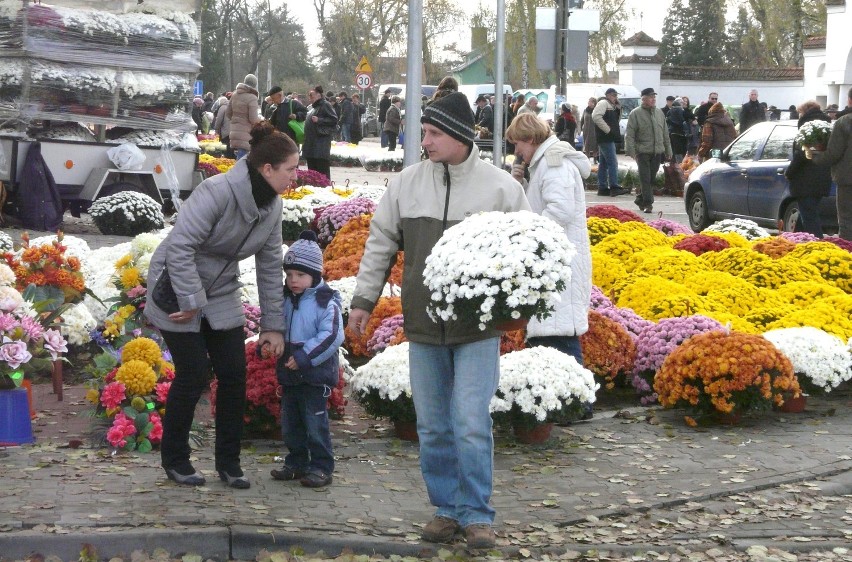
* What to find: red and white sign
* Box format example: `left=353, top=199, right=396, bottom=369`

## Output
left=355, top=73, right=372, bottom=89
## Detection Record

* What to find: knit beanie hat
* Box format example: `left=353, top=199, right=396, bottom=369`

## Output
left=244, top=74, right=258, bottom=90
left=421, top=91, right=475, bottom=147
left=283, top=230, right=323, bottom=284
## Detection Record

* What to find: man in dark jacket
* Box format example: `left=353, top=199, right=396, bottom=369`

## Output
left=378, top=89, right=392, bottom=148
left=812, top=87, right=852, bottom=240
left=694, top=92, right=719, bottom=127
left=475, top=95, right=494, bottom=134
left=270, top=93, right=308, bottom=145
left=739, top=89, right=766, bottom=132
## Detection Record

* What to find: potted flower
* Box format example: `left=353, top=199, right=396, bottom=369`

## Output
left=4, top=231, right=86, bottom=304
left=423, top=211, right=576, bottom=331
left=654, top=331, right=800, bottom=426
left=702, top=218, right=771, bottom=241
left=86, top=336, right=174, bottom=452
left=88, top=191, right=165, bottom=236
left=579, top=310, right=637, bottom=391
left=348, top=341, right=417, bottom=440
left=795, top=120, right=832, bottom=153
left=762, top=326, right=852, bottom=412
left=490, top=347, right=598, bottom=444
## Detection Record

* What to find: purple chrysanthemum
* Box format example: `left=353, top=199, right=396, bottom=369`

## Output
left=631, top=315, right=725, bottom=404
left=366, top=314, right=404, bottom=354
left=317, top=198, right=376, bottom=245
left=824, top=236, right=852, bottom=252
left=647, top=218, right=693, bottom=237
left=596, top=305, right=654, bottom=340
left=590, top=286, right=613, bottom=310
left=779, top=231, right=820, bottom=244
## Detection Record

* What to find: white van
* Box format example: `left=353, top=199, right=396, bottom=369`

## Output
left=374, top=83, right=438, bottom=129
left=457, top=83, right=514, bottom=111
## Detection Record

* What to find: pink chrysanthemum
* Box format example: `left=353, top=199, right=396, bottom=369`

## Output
left=126, top=285, right=147, bottom=299
left=19, top=315, right=43, bottom=340
left=148, top=412, right=163, bottom=443
left=0, top=312, right=18, bottom=332
left=101, top=381, right=127, bottom=410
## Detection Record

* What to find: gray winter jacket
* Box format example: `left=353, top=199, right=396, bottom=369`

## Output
left=144, top=159, right=286, bottom=333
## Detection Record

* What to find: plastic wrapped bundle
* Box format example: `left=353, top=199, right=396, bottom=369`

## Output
left=128, top=6, right=198, bottom=45
left=29, top=59, right=118, bottom=112
left=118, top=71, right=194, bottom=118
left=0, top=59, right=24, bottom=102
left=28, top=4, right=130, bottom=47
left=0, top=0, right=23, bottom=48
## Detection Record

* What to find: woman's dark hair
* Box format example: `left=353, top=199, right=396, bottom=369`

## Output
left=437, top=76, right=458, bottom=91
left=314, top=85, right=324, bottom=95
left=247, top=121, right=298, bottom=168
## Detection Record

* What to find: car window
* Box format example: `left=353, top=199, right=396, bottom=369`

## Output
left=726, top=126, right=766, bottom=161
left=760, top=125, right=796, bottom=160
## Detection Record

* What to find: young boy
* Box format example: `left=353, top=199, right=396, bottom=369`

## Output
left=270, top=230, right=344, bottom=488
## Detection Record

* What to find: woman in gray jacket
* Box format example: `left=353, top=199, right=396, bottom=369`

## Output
left=145, top=122, right=295, bottom=489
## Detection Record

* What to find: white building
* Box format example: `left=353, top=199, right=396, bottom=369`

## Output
left=616, top=1, right=852, bottom=111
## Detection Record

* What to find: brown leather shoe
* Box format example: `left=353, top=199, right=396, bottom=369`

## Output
left=464, top=524, right=495, bottom=549
left=421, top=516, right=461, bottom=543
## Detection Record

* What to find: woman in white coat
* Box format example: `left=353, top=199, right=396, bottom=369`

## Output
left=506, top=112, right=592, bottom=364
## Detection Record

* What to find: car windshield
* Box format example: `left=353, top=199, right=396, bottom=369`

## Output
left=620, top=98, right=639, bottom=119
left=726, top=125, right=767, bottom=161
left=760, top=124, right=796, bottom=160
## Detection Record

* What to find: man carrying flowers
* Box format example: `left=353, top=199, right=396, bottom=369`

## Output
left=348, top=92, right=530, bottom=549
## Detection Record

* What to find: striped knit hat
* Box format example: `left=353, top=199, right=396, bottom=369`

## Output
left=421, top=92, right=475, bottom=147
left=283, top=230, right=323, bottom=284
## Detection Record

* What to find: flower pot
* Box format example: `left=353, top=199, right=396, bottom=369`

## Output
left=52, top=359, right=63, bottom=401
left=393, top=419, right=418, bottom=442
left=779, top=393, right=807, bottom=414
left=513, top=422, right=554, bottom=444
left=494, top=318, right=529, bottom=332
left=0, top=388, right=35, bottom=445
left=712, top=410, right=742, bottom=426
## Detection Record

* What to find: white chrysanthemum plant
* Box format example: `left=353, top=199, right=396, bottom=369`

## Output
left=327, top=276, right=399, bottom=317
left=423, top=211, right=576, bottom=330
left=795, top=120, right=832, bottom=150
left=348, top=341, right=416, bottom=423
left=702, top=218, right=771, bottom=241
left=763, top=327, right=852, bottom=394
left=491, top=347, right=599, bottom=429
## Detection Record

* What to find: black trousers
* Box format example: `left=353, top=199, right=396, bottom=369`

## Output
left=160, top=320, right=247, bottom=472
left=306, top=158, right=331, bottom=183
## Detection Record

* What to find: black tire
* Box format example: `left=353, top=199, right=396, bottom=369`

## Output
left=687, top=189, right=711, bottom=232
left=781, top=201, right=799, bottom=232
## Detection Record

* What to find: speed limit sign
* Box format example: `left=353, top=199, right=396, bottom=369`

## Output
left=355, top=73, right=372, bottom=89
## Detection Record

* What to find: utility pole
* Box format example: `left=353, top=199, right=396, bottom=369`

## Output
left=493, top=0, right=505, bottom=168
left=403, top=0, right=423, bottom=168
left=556, top=0, right=566, bottom=95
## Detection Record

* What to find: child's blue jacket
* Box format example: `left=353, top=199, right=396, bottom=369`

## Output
left=277, top=281, right=344, bottom=387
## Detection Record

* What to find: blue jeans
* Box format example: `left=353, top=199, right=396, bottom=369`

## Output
left=597, top=141, right=618, bottom=190
left=409, top=338, right=500, bottom=527
left=234, top=148, right=248, bottom=161
left=380, top=126, right=388, bottom=148
left=280, top=384, right=334, bottom=475
left=795, top=196, right=824, bottom=238
left=340, top=123, right=351, bottom=142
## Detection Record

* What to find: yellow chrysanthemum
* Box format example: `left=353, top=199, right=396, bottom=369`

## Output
left=121, top=337, right=162, bottom=366
left=119, top=266, right=142, bottom=290
left=591, top=251, right=627, bottom=294
left=700, top=247, right=770, bottom=276
left=705, top=284, right=782, bottom=317
left=115, top=359, right=158, bottom=396
left=767, top=297, right=852, bottom=340
left=587, top=217, right=625, bottom=246
left=683, top=270, right=751, bottom=296
left=699, top=311, right=758, bottom=334
left=703, top=231, right=751, bottom=248
left=86, top=388, right=100, bottom=404
left=594, top=229, right=670, bottom=263
left=114, top=254, right=132, bottom=269
left=614, top=275, right=695, bottom=318
left=740, top=259, right=823, bottom=289
left=785, top=244, right=852, bottom=292
left=159, top=359, right=175, bottom=374
left=744, top=304, right=799, bottom=330
left=775, top=281, right=845, bottom=309
left=645, top=293, right=720, bottom=321
left=630, top=248, right=708, bottom=283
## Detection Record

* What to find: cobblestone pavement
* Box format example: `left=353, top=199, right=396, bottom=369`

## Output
left=1, top=384, right=851, bottom=561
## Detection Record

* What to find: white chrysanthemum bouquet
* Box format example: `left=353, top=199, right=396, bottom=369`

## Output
left=423, top=211, right=576, bottom=330
left=763, top=327, right=852, bottom=394
left=490, top=347, right=599, bottom=429
left=795, top=120, right=832, bottom=150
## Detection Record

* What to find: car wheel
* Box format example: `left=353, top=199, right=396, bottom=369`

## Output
left=687, top=189, right=711, bottom=232
left=781, top=201, right=799, bottom=232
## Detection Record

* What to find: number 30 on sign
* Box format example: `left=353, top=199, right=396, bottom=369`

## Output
left=356, top=73, right=372, bottom=89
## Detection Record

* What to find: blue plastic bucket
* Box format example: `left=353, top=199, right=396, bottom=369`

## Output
left=0, top=388, right=34, bottom=445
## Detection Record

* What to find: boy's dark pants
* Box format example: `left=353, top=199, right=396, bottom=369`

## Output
left=280, top=384, right=334, bottom=475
